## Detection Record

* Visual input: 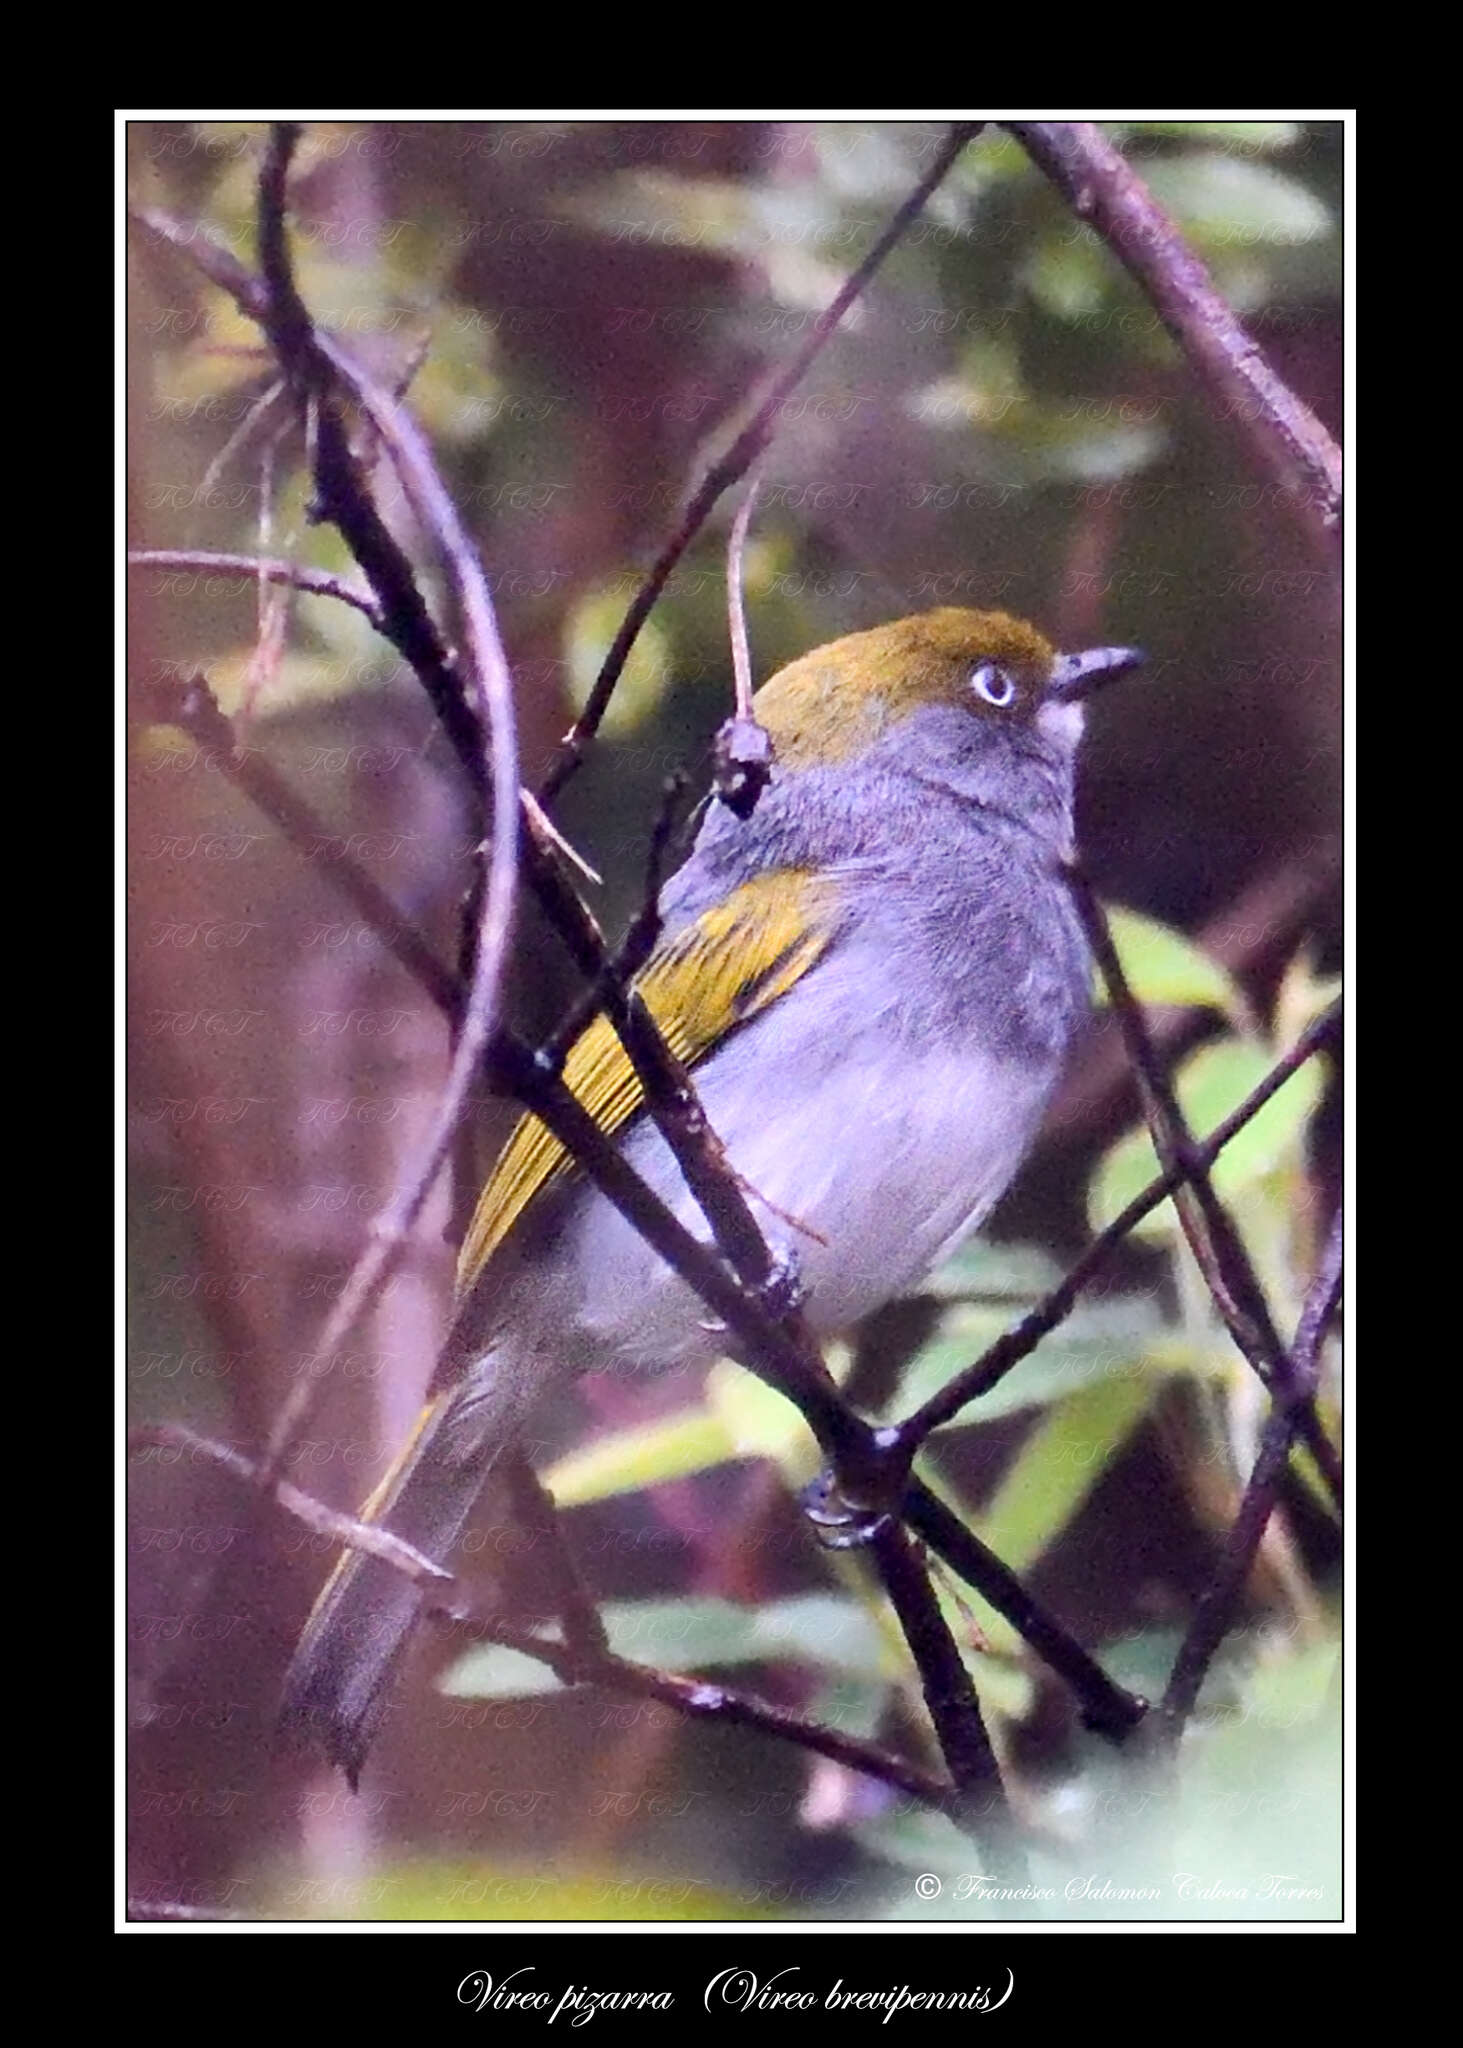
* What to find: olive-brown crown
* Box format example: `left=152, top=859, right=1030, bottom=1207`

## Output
left=752, top=607, right=1057, bottom=770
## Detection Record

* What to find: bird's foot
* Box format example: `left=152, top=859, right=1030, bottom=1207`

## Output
left=758, top=1242, right=806, bottom=1322
left=801, top=1467, right=892, bottom=1551
left=696, top=1242, right=804, bottom=1339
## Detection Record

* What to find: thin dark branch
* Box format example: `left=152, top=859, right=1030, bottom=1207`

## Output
left=1049, top=845, right=1341, bottom=1157
left=899, top=998, right=1343, bottom=1445
left=1008, top=123, right=1342, bottom=546
left=538, top=122, right=983, bottom=802
left=488, top=1030, right=861, bottom=1461
left=901, top=1485, right=1146, bottom=1739
left=141, top=673, right=460, bottom=1019
left=541, top=771, right=691, bottom=1073
left=510, top=843, right=836, bottom=1389
left=869, top=1518, right=1025, bottom=1866
left=129, top=1424, right=453, bottom=1586
left=1063, top=862, right=1341, bottom=1507
left=252, top=134, right=490, bottom=800
left=130, top=203, right=271, bottom=321
left=1158, top=1208, right=1343, bottom=1737
left=255, top=126, right=520, bottom=1482
left=1289, top=1206, right=1346, bottom=1396
left=127, top=549, right=383, bottom=626
left=431, top=1603, right=952, bottom=1808
left=144, top=169, right=849, bottom=1474
left=503, top=1455, right=611, bottom=1657
left=306, top=322, right=521, bottom=1045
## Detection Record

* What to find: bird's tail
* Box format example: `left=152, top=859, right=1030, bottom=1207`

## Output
left=277, top=1390, right=494, bottom=1786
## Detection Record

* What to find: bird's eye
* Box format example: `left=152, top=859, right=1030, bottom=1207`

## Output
left=972, top=663, right=1017, bottom=708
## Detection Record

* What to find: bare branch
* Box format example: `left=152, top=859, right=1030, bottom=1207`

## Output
left=539, top=123, right=984, bottom=801
left=1062, top=862, right=1341, bottom=1506
left=129, top=1423, right=453, bottom=1586
left=726, top=478, right=760, bottom=726
left=131, top=202, right=271, bottom=321
left=127, top=549, right=383, bottom=626
left=253, top=126, right=520, bottom=1482
left=1009, top=123, right=1342, bottom=545
left=714, top=474, right=773, bottom=817
left=431, top=1602, right=953, bottom=1809
left=140, top=672, right=460, bottom=1018
left=901, top=1484, right=1147, bottom=1740
left=541, top=771, right=691, bottom=1073
left=899, top=998, right=1343, bottom=1446
left=868, top=1516, right=1025, bottom=1870
left=1158, top=1207, right=1343, bottom=1738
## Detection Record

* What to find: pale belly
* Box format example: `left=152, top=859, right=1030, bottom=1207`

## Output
left=528, top=983, right=1065, bottom=1381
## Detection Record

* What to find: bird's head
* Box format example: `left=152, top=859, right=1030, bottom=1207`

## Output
left=752, top=607, right=1142, bottom=774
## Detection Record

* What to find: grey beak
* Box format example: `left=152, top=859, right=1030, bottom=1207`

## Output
left=1048, top=645, right=1145, bottom=701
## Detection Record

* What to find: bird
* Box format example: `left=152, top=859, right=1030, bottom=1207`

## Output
left=279, top=604, right=1142, bottom=1782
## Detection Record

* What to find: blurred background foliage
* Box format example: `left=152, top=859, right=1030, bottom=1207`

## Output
left=127, top=119, right=1342, bottom=1922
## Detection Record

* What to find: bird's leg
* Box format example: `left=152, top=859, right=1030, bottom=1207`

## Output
left=801, top=1466, right=894, bottom=1550
left=696, top=1237, right=806, bottom=1338
left=757, top=1239, right=806, bottom=1322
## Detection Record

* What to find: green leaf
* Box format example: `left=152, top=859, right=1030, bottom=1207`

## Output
left=1099, top=906, right=1247, bottom=1025
left=543, top=1411, right=736, bottom=1506
left=1142, top=154, right=1331, bottom=247
left=924, top=1236, right=1063, bottom=1302
left=563, top=580, right=674, bottom=737
left=436, top=1638, right=563, bottom=1700
left=263, top=1860, right=765, bottom=1921
left=1022, top=237, right=1114, bottom=321
left=1089, top=1037, right=1326, bottom=1235
left=1121, top=122, right=1300, bottom=153
left=890, top=1294, right=1168, bottom=1429
left=1241, top=1639, right=1340, bottom=1729
left=705, top=1359, right=822, bottom=1473
left=441, top=1592, right=888, bottom=1700
left=975, top=1374, right=1157, bottom=1579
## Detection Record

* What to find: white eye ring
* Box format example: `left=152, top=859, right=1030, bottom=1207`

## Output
left=972, top=662, right=1016, bottom=708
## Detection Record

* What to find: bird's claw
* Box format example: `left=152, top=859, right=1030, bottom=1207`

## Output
left=759, top=1243, right=806, bottom=1321
left=801, top=1468, right=891, bottom=1551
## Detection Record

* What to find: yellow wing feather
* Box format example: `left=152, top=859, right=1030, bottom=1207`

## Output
left=456, top=869, right=831, bottom=1295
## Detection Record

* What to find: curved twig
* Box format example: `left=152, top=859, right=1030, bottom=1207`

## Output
left=254, top=126, right=520, bottom=1477
left=127, top=549, right=383, bottom=626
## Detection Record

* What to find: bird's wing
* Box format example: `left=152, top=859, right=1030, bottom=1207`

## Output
left=454, top=868, right=833, bottom=1297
